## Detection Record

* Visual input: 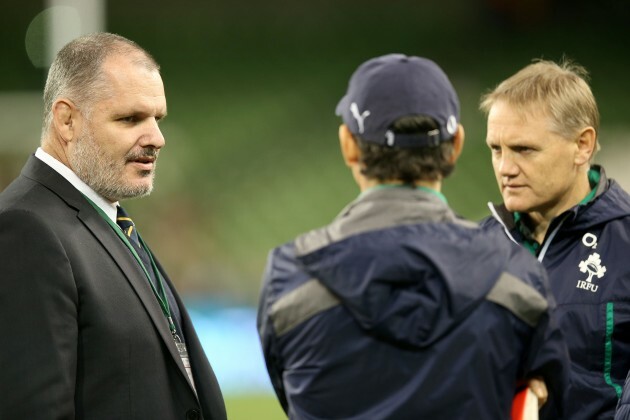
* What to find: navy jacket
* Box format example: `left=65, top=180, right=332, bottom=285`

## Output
left=481, top=166, right=630, bottom=420
left=258, top=187, right=569, bottom=420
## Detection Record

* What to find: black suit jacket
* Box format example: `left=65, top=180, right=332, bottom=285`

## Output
left=0, top=156, right=226, bottom=420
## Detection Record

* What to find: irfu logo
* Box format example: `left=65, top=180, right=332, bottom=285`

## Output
left=576, top=252, right=606, bottom=293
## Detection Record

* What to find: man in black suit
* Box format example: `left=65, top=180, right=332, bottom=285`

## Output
left=0, top=33, right=226, bottom=419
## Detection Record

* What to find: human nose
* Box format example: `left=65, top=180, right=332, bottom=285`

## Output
left=497, top=151, right=518, bottom=177
left=140, top=118, right=165, bottom=150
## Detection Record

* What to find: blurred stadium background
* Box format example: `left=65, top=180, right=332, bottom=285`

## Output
left=1, top=1, right=629, bottom=418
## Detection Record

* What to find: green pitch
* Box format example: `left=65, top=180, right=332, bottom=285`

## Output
left=225, top=394, right=285, bottom=420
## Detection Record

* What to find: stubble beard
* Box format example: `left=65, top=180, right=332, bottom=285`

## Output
left=70, top=127, right=156, bottom=202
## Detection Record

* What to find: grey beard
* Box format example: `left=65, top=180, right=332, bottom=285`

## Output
left=70, top=132, right=155, bottom=202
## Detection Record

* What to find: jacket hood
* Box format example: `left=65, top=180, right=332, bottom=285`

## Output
left=295, top=220, right=512, bottom=349
left=568, top=178, right=630, bottom=231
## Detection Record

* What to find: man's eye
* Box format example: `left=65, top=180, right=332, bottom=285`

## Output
left=119, top=116, right=137, bottom=123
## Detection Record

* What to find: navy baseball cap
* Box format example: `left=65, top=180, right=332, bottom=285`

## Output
left=335, top=54, right=460, bottom=148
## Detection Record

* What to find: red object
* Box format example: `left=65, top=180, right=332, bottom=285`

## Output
left=512, top=387, right=538, bottom=420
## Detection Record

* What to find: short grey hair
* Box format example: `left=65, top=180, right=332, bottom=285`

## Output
left=41, top=32, right=160, bottom=139
left=480, top=59, right=600, bottom=155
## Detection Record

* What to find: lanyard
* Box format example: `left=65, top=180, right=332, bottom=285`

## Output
left=82, top=196, right=178, bottom=337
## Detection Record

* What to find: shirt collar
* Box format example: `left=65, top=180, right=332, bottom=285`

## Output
left=579, top=167, right=601, bottom=205
left=34, top=147, right=119, bottom=223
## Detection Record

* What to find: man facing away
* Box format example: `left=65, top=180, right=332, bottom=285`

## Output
left=480, top=59, right=630, bottom=420
left=257, top=54, right=569, bottom=419
left=0, top=33, right=226, bottom=419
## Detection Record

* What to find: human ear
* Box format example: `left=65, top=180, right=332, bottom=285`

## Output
left=575, top=127, right=596, bottom=166
left=338, top=124, right=360, bottom=168
left=449, top=124, right=465, bottom=164
left=51, top=99, right=79, bottom=143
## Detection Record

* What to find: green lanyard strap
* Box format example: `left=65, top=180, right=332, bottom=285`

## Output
left=83, top=196, right=177, bottom=335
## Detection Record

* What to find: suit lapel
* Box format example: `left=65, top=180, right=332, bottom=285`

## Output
left=22, top=156, right=197, bottom=394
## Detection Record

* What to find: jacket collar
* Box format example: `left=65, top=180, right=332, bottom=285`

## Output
left=296, top=186, right=474, bottom=256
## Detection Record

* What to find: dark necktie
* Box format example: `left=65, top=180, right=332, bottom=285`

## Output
left=116, top=206, right=156, bottom=287
left=116, top=206, right=140, bottom=246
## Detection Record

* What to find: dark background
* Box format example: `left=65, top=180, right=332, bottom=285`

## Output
left=2, top=0, right=629, bottom=304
